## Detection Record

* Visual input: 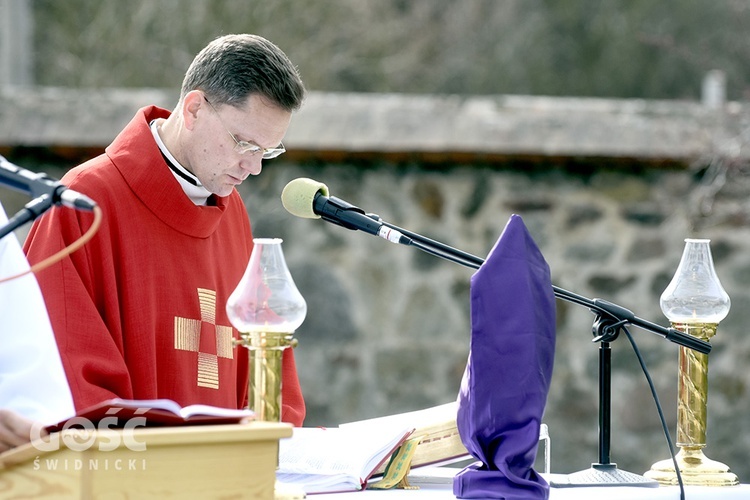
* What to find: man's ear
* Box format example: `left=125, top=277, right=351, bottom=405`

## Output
left=182, top=90, right=205, bottom=131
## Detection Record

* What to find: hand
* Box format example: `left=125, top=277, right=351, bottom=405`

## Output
left=0, top=408, right=44, bottom=453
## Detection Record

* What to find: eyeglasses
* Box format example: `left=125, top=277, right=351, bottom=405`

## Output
left=203, top=95, right=286, bottom=159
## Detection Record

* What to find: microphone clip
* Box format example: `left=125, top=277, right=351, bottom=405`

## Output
left=312, top=192, right=384, bottom=236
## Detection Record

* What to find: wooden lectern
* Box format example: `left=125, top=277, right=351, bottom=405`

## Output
left=0, top=422, right=292, bottom=499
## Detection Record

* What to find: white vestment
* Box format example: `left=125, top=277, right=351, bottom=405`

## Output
left=0, top=202, right=75, bottom=425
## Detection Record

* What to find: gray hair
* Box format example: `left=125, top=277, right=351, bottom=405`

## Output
left=181, top=34, right=305, bottom=112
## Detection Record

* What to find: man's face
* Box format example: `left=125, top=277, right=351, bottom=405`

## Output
left=186, top=93, right=292, bottom=197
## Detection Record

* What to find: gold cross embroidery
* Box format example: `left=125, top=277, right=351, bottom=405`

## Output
left=174, top=288, right=234, bottom=389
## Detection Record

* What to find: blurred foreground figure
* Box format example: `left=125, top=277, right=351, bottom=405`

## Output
left=0, top=202, right=75, bottom=452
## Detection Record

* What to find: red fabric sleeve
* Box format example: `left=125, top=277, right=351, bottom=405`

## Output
left=281, top=347, right=305, bottom=426
left=24, top=205, right=134, bottom=411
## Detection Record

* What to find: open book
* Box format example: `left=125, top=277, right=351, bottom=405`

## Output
left=276, top=424, right=414, bottom=494
left=340, top=401, right=471, bottom=474
left=46, top=398, right=255, bottom=433
left=343, top=402, right=550, bottom=478
left=276, top=402, right=473, bottom=494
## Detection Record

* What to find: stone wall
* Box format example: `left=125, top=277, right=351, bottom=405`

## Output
left=240, top=160, right=750, bottom=481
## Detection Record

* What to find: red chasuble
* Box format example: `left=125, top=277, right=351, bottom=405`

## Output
left=24, top=106, right=305, bottom=426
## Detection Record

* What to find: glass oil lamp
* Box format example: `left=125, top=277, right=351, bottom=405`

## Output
left=645, top=238, right=739, bottom=486
left=226, top=238, right=306, bottom=422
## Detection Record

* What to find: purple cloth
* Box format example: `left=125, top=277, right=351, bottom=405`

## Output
left=454, top=214, right=556, bottom=500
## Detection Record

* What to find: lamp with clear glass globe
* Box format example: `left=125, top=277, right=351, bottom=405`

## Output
left=226, top=238, right=306, bottom=422
left=645, top=238, right=738, bottom=486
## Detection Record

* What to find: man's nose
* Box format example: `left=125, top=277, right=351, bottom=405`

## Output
left=240, top=156, right=263, bottom=177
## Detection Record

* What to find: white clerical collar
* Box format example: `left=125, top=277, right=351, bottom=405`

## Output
left=150, top=120, right=211, bottom=206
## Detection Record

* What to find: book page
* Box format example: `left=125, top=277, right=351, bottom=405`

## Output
left=277, top=424, right=413, bottom=493
left=106, top=398, right=183, bottom=415
left=104, top=399, right=253, bottom=419
left=340, top=401, right=471, bottom=471
left=275, top=471, right=362, bottom=493
left=178, top=404, right=254, bottom=419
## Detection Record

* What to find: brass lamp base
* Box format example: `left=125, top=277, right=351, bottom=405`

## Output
left=236, top=331, right=298, bottom=422
left=645, top=447, right=739, bottom=486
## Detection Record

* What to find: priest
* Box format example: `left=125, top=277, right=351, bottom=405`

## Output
left=23, top=34, right=306, bottom=425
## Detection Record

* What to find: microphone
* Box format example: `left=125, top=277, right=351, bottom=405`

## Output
left=280, top=177, right=711, bottom=355
left=0, top=155, right=96, bottom=211
left=281, top=177, right=409, bottom=244
left=282, top=177, right=495, bottom=268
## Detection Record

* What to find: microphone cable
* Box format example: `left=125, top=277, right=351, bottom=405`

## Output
left=0, top=205, right=103, bottom=284
left=621, top=324, right=686, bottom=500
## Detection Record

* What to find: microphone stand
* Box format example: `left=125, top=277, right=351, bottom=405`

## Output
left=0, top=155, right=69, bottom=239
left=0, top=194, right=55, bottom=240
left=370, top=213, right=710, bottom=486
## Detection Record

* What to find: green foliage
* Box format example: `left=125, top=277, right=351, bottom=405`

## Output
left=32, top=0, right=750, bottom=100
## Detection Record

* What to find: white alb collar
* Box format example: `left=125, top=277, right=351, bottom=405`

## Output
left=150, top=120, right=212, bottom=206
